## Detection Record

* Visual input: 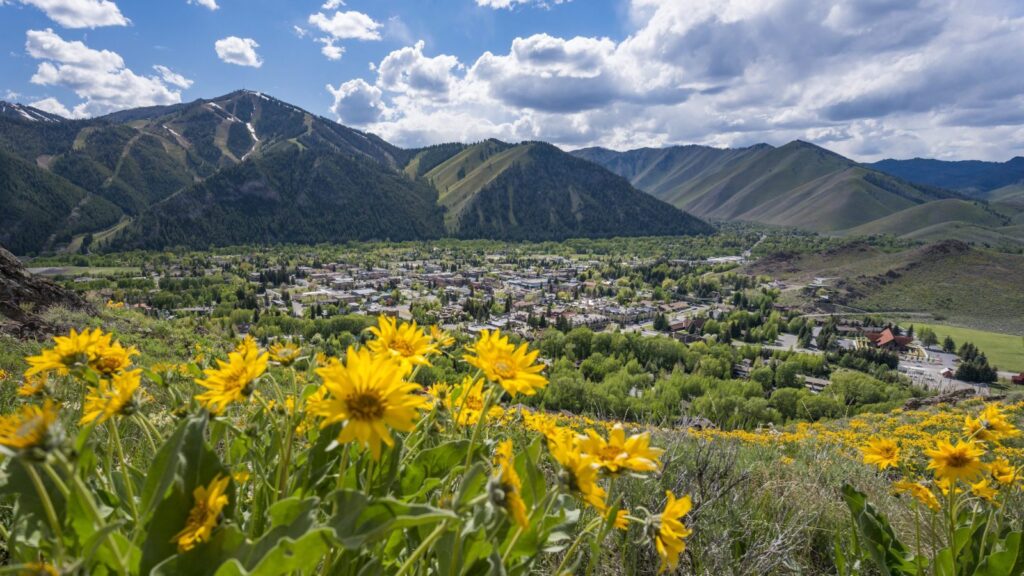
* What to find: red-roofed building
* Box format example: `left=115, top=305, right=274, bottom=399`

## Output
left=865, top=328, right=914, bottom=352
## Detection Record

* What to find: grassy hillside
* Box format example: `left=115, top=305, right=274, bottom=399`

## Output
left=576, top=141, right=955, bottom=232
left=421, top=141, right=713, bottom=240
left=840, top=199, right=1024, bottom=247
left=749, top=240, right=1024, bottom=334
left=905, top=322, right=1024, bottom=372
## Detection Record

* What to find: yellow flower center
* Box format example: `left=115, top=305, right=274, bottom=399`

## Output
left=348, top=391, right=386, bottom=421
left=392, top=338, right=416, bottom=357
left=600, top=445, right=623, bottom=462
left=947, top=452, right=972, bottom=468
left=493, top=358, right=516, bottom=379
left=465, top=395, right=483, bottom=411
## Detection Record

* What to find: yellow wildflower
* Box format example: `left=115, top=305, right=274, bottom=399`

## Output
left=893, top=480, right=941, bottom=511
left=429, top=325, right=455, bottom=348
left=367, top=315, right=437, bottom=370
left=21, top=562, right=59, bottom=575
left=194, top=340, right=269, bottom=414
left=989, top=458, right=1018, bottom=485
left=613, top=509, right=629, bottom=530
left=549, top=435, right=607, bottom=512
left=451, top=376, right=486, bottom=426
left=174, top=474, right=230, bottom=552
left=268, top=342, right=302, bottom=366
left=860, top=437, right=900, bottom=470
left=309, top=347, right=428, bottom=460
left=91, top=339, right=138, bottom=376
left=970, top=478, right=998, bottom=502
left=926, top=439, right=986, bottom=483
left=17, top=373, right=48, bottom=397
left=25, top=328, right=108, bottom=377
left=80, top=369, right=142, bottom=425
left=493, top=440, right=529, bottom=527
left=464, top=330, right=547, bottom=397
left=578, top=424, right=664, bottom=474
left=964, top=404, right=1021, bottom=443
left=425, top=382, right=451, bottom=410
left=655, top=491, right=693, bottom=574
left=0, top=368, right=7, bottom=381
left=0, top=400, right=59, bottom=454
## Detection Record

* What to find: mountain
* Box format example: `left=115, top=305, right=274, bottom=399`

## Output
left=0, top=91, right=710, bottom=253
left=839, top=199, right=1023, bottom=247
left=0, top=147, right=121, bottom=255
left=0, top=101, right=65, bottom=123
left=117, top=145, right=445, bottom=249
left=413, top=140, right=713, bottom=240
left=575, top=141, right=957, bottom=232
left=866, top=157, right=1024, bottom=197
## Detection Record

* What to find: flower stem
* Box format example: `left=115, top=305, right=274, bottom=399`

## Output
left=109, top=421, right=141, bottom=523
left=394, top=520, right=449, bottom=576
left=463, top=386, right=496, bottom=470
left=23, top=461, right=65, bottom=564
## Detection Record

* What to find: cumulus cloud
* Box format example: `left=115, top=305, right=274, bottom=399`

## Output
left=327, top=79, right=386, bottom=125
left=29, top=96, right=71, bottom=117
left=25, top=28, right=185, bottom=117
left=214, top=36, right=263, bottom=68
left=318, top=37, right=344, bottom=61
left=9, top=0, right=128, bottom=28
left=152, top=65, right=192, bottom=89
left=187, top=0, right=218, bottom=10
left=323, top=0, right=1024, bottom=160
left=308, top=10, right=381, bottom=40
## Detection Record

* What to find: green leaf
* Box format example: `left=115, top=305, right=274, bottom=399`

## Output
left=140, top=416, right=232, bottom=575
left=212, top=529, right=336, bottom=576
left=327, top=489, right=456, bottom=549
left=841, top=484, right=919, bottom=576
left=974, top=532, right=1023, bottom=576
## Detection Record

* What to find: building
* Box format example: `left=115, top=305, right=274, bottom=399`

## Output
left=865, top=328, right=914, bottom=352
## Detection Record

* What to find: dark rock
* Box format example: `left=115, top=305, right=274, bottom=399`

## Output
left=0, top=246, right=89, bottom=337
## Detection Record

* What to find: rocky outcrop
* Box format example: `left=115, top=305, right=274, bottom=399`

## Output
left=0, top=246, right=88, bottom=336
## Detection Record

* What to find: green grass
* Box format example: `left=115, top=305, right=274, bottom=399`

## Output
left=907, top=322, right=1024, bottom=372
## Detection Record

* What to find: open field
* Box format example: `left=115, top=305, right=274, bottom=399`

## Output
left=905, top=321, right=1024, bottom=372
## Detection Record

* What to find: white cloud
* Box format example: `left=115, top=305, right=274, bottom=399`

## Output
left=187, top=0, right=218, bottom=10
left=377, top=41, right=461, bottom=99
left=321, top=0, right=344, bottom=8
left=293, top=25, right=309, bottom=38
left=152, top=64, right=192, bottom=89
left=308, top=10, right=381, bottom=40
left=29, top=96, right=71, bottom=117
left=24, top=28, right=184, bottom=117
left=4, top=90, right=22, bottom=100
left=11, top=0, right=128, bottom=28
left=327, top=79, right=386, bottom=125
left=325, top=0, right=1024, bottom=161
left=317, top=37, right=344, bottom=61
left=476, top=0, right=571, bottom=9
left=214, top=36, right=263, bottom=68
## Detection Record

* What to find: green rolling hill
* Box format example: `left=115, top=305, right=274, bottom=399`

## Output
left=416, top=140, right=713, bottom=240
left=840, top=199, right=1022, bottom=245
left=575, top=141, right=957, bottom=232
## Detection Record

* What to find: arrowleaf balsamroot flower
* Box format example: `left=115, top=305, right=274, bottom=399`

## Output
left=0, top=400, right=59, bottom=454
left=195, top=339, right=269, bottom=414
left=367, top=315, right=437, bottom=370
left=860, top=437, right=900, bottom=470
left=429, top=325, right=455, bottom=348
left=492, top=440, right=529, bottom=527
left=655, top=491, right=693, bottom=574
left=25, top=328, right=127, bottom=377
left=310, top=347, right=428, bottom=460
left=464, top=330, right=547, bottom=397
left=892, top=480, right=941, bottom=511
left=549, top=435, right=607, bottom=512
left=989, top=457, right=1018, bottom=485
left=91, top=339, right=139, bottom=376
left=81, top=369, right=143, bottom=425
left=174, top=474, right=230, bottom=552
left=268, top=342, right=302, bottom=366
left=964, top=403, right=1021, bottom=443
left=926, top=439, right=986, bottom=483
left=578, top=423, right=664, bottom=474
left=17, top=373, right=48, bottom=397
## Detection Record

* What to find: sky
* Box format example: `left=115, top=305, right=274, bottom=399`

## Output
left=2, top=0, right=1023, bottom=162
